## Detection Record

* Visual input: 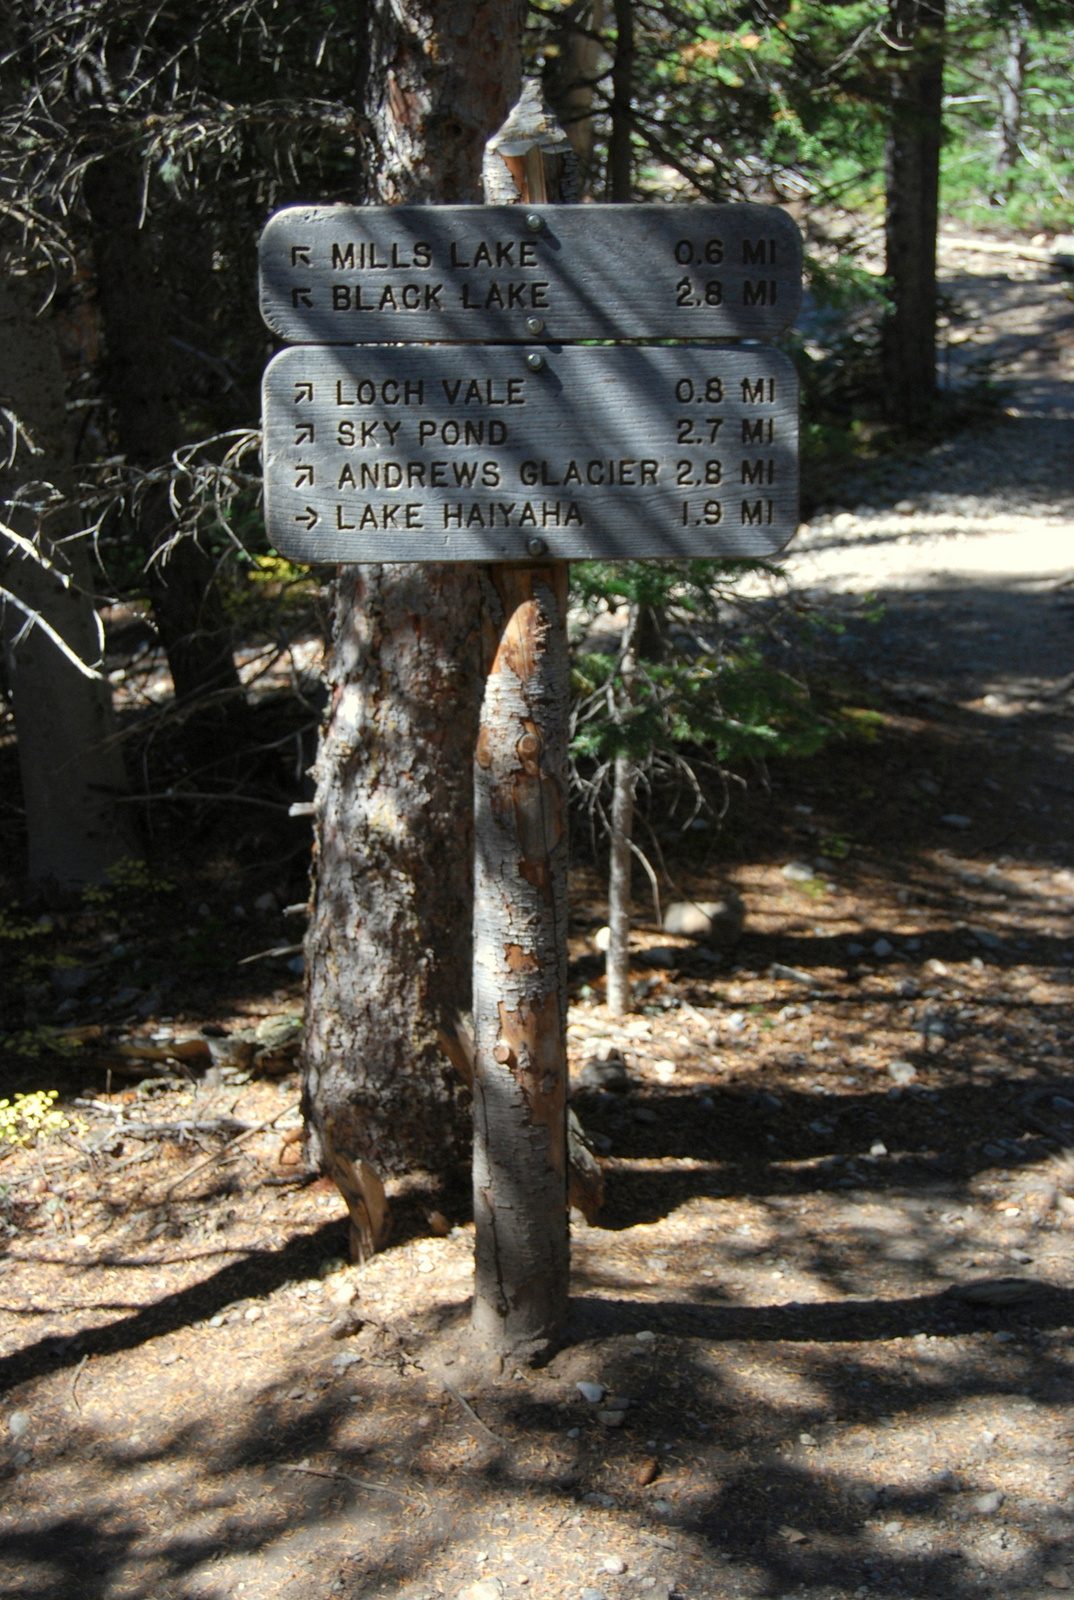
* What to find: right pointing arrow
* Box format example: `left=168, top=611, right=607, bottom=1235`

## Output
left=294, top=506, right=319, bottom=530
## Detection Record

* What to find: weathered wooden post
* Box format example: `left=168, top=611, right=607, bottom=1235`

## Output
left=471, top=81, right=578, bottom=1358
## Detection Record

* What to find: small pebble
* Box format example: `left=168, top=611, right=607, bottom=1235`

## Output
left=597, top=1410, right=625, bottom=1427
left=888, top=1060, right=917, bottom=1085
left=601, top=1558, right=627, bottom=1575
left=636, top=1457, right=659, bottom=1486
left=461, top=1582, right=504, bottom=1600
left=576, top=1381, right=606, bottom=1403
left=581, top=1589, right=606, bottom=1600
left=244, top=1305, right=263, bottom=1322
left=635, top=1330, right=656, bottom=1344
left=974, top=1489, right=1005, bottom=1515
left=782, top=861, right=816, bottom=882
left=8, top=1412, right=30, bottom=1440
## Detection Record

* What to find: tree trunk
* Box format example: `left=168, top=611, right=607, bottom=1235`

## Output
left=303, top=565, right=482, bottom=1253
left=303, top=0, right=524, bottom=1253
left=471, top=564, right=571, bottom=1358
left=605, top=601, right=639, bottom=1017
left=469, top=82, right=579, bottom=1357
left=881, top=0, right=945, bottom=429
left=545, top=0, right=605, bottom=193
left=604, top=752, right=636, bottom=1014
left=602, top=3, right=637, bottom=1017
left=83, top=154, right=241, bottom=709
left=607, top=0, right=635, bottom=201
left=997, top=7, right=1028, bottom=177
left=0, top=273, right=136, bottom=888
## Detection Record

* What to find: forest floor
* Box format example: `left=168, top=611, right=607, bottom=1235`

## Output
left=2, top=234, right=1074, bottom=1600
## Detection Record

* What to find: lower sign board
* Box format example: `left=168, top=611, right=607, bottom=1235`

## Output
left=263, top=344, right=798, bottom=563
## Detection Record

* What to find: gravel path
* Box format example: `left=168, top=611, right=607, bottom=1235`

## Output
left=791, top=239, right=1074, bottom=697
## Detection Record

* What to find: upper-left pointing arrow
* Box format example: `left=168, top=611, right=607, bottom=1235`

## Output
left=294, top=506, right=319, bottom=530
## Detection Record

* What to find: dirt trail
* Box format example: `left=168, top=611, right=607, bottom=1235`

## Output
left=4, top=243, right=1074, bottom=1600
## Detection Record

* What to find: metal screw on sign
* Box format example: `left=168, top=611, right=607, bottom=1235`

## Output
left=471, top=78, right=577, bottom=1361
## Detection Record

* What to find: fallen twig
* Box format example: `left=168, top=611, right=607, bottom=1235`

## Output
left=70, top=1354, right=88, bottom=1414
left=278, top=1462, right=410, bottom=1495
left=237, top=943, right=303, bottom=966
left=88, top=1116, right=251, bottom=1144
left=160, top=1101, right=300, bottom=1196
left=441, top=1377, right=500, bottom=1444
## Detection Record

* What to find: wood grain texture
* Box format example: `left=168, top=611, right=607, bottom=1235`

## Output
left=259, top=202, right=802, bottom=344
left=264, top=344, right=798, bottom=563
left=471, top=564, right=571, bottom=1357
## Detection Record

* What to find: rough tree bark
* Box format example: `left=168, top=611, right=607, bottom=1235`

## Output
left=303, top=0, right=525, bottom=1257
left=83, top=154, right=241, bottom=709
left=0, top=273, right=136, bottom=887
left=881, top=0, right=946, bottom=428
left=304, top=566, right=485, bottom=1258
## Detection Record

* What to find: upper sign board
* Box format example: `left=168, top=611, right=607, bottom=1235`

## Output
left=259, top=203, right=802, bottom=345
left=263, top=343, right=798, bottom=564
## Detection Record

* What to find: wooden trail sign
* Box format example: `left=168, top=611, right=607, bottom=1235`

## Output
left=259, top=202, right=802, bottom=345
left=264, top=73, right=803, bottom=1361
left=263, top=344, right=798, bottom=563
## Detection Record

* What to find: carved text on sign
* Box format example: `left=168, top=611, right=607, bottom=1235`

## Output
left=260, top=204, right=803, bottom=344
left=263, top=345, right=799, bottom=563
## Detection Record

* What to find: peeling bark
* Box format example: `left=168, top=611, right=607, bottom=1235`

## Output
left=472, top=565, right=571, bottom=1356
left=470, top=83, right=578, bottom=1357
left=439, top=1007, right=604, bottom=1221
